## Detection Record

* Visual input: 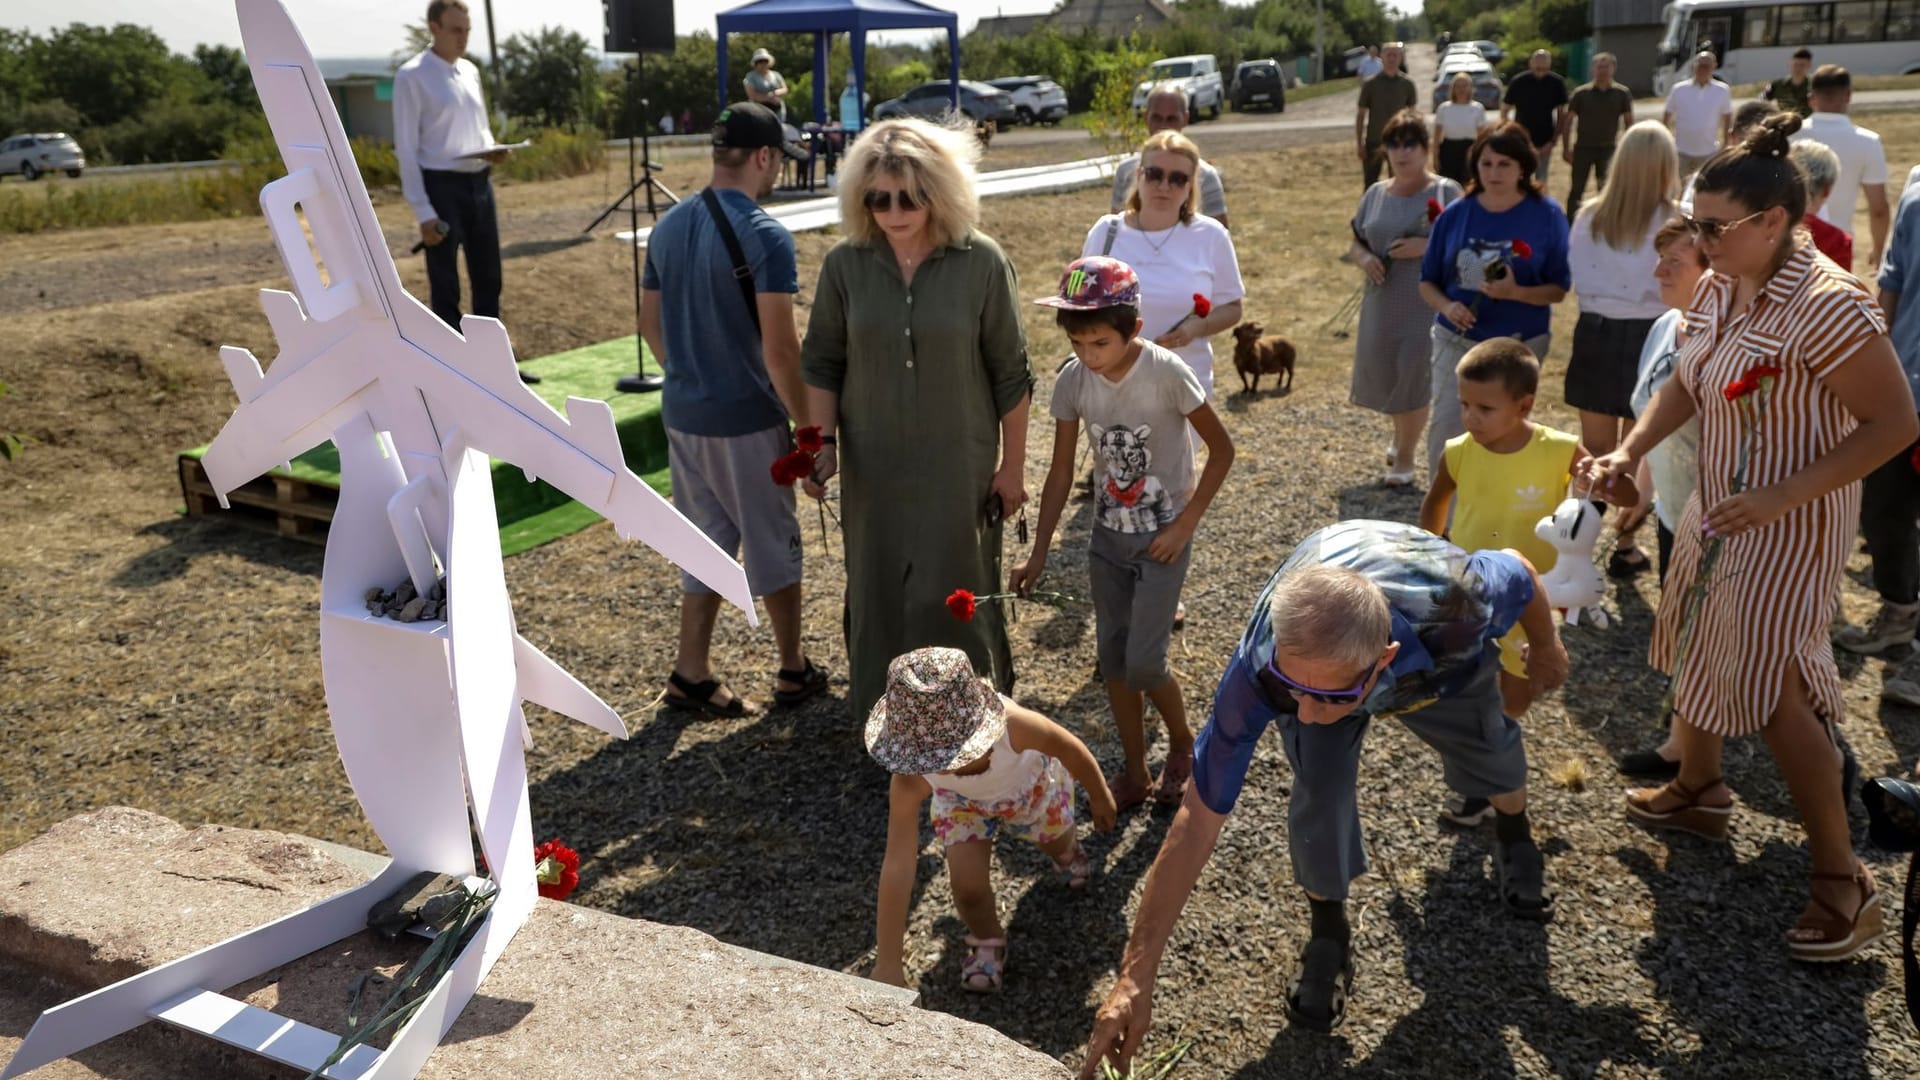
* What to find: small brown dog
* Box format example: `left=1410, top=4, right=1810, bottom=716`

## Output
left=1230, top=322, right=1296, bottom=394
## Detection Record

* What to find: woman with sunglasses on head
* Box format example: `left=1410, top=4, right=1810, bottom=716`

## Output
left=1585, top=112, right=1918, bottom=962
left=1080, top=130, right=1245, bottom=400
left=1350, top=108, right=1461, bottom=487
left=1419, top=120, right=1573, bottom=480
left=1081, top=519, right=1565, bottom=1064
left=800, top=118, right=1034, bottom=723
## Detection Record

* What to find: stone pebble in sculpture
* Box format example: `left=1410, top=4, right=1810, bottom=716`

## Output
left=1532, top=496, right=1610, bottom=629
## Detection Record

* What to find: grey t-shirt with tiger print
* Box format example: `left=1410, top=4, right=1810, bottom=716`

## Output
left=1050, top=340, right=1206, bottom=534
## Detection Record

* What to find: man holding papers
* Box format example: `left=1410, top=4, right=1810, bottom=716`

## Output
left=394, top=0, right=534, bottom=380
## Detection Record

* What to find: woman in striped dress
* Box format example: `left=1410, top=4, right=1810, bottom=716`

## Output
left=1586, top=114, right=1918, bottom=961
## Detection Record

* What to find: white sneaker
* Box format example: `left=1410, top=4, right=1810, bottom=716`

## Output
left=1835, top=601, right=1920, bottom=657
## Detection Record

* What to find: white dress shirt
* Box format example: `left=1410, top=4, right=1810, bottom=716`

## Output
left=1792, top=112, right=1888, bottom=229
left=393, top=48, right=495, bottom=224
left=1664, top=78, right=1732, bottom=157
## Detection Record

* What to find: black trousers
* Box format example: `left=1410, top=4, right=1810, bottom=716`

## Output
left=1861, top=431, right=1920, bottom=605
left=1567, top=144, right=1615, bottom=217
left=421, top=167, right=502, bottom=331
left=1362, top=142, right=1387, bottom=189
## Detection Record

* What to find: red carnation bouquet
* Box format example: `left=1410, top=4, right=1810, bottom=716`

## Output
left=1167, top=293, right=1212, bottom=339
left=1469, top=237, right=1534, bottom=316
left=768, top=425, right=837, bottom=550
left=1661, top=362, right=1782, bottom=716
left=533, top=838, right=580, bottom=901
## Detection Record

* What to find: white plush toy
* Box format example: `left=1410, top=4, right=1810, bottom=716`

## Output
left=1533, top=496, right=1610, bottom=628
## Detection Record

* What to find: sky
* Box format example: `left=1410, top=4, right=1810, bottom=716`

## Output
left=6, top=0, right=1076, bottom=59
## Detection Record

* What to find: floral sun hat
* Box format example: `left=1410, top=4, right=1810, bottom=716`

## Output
left=1034, top=255, right=1140, bottom=310
left=864, top=647, right=1007, bottom=775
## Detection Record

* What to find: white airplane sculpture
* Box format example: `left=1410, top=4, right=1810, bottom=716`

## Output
left=1, top=1, right=753, bottom=1076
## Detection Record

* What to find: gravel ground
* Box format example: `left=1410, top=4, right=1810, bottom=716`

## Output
left=4, top=115, right=1920, bottom=1078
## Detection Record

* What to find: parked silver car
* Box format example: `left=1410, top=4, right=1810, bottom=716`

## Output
left=0, top=132, right=85, bottom=180
left=985, top=76, right=1068, bottom=125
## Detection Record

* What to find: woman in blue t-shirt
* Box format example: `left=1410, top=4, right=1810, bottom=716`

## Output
left=1418, top=121, right=1572, bottom=477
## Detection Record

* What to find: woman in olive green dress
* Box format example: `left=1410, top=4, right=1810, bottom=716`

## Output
left=801, top=118, right=1033, bottom=720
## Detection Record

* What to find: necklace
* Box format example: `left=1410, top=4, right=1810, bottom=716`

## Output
left=1133, top=216, right=1181, bottom=255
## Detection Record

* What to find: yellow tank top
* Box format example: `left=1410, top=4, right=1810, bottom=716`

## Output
left=1443, top=424, right=1579, bottom=574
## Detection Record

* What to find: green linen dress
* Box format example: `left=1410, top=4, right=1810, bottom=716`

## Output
left=801, top=230, right=1032, bottom=721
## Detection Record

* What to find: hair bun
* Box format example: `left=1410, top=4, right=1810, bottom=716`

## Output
left=1741, top=112, right=1802, bottom=159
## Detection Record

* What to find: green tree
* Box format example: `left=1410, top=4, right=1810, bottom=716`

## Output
left=29, top=23, right=185, bottom=127
left=498, top=26, right=602, bottom=130
left=193, top=44, right=258, bottom=110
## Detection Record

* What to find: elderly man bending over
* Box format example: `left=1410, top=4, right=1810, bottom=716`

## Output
left=1110, top=82, right=1229, bottom=228
left=1080, top=520, right=1566, bottom=1074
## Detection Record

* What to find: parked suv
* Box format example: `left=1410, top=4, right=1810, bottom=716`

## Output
left=985, top=76, right=1068, bottom=125
left=0, top=132, right=85, bottom=180
left=1130, top=54, right=1224, bottom=119
left=1232, top=59, right=1287, bottom=111
left=874, top=81, right=1017, bottom=129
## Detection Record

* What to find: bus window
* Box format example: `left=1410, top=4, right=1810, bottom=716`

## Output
left=1890, top=0, right=1920, bottom=35
left=1741, top=6, right=1780, bottom=44
left=1776, top=2, right=1831, bottom=43
left=1831, top=0, right=1884, bottom=39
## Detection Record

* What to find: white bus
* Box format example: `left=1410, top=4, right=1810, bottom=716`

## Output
left=1653, top=0, right=1920, bottom=93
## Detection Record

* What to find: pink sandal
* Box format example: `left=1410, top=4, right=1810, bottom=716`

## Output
left=1154, top=749, right=1193, bottom=806
left=1053, top=839, right=1091, bottom=891
left=961, top=935, right=1008, bottom=992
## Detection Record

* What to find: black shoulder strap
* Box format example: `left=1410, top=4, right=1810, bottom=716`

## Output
left=700, top=187, right=761, bottom=334
left=1101, top=216, right=1120, bottom=256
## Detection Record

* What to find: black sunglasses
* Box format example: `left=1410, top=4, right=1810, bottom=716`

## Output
left=863, top=188, right=921, bottom=213
left=1141, top=165, right=1192, bottom=188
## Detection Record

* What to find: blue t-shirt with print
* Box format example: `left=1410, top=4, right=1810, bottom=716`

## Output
left=1878, top=183, right=1920, bottom=401
left=641, top=187, right=797, bottom=437
left=1191, top=520, right=1536, bottom=815
left=1420, top=193, right=1572, bottom=343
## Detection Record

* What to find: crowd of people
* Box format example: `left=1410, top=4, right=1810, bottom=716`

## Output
left=613, top=34, right=1920, bottom=1077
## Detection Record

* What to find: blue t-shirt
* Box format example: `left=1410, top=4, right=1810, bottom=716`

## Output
left=1420, top=193, right=1572, bottom=343
left=641, top=187, right=798, bottom=437
left=1191, top=520, right=1536, bottom=815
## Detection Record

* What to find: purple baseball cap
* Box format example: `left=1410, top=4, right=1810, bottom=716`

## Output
left=1034, top=255, right=1141, bottom=310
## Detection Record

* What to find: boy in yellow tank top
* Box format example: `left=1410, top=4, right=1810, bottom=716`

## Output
left=1420, top=339, right=1631, bottom=725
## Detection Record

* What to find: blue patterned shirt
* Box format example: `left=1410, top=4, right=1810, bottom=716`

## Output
left=1191, top=520, right=1536, bottom=814
left=1878, top=183, right=1920, bottom=402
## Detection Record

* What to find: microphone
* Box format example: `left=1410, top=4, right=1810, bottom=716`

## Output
left=410, top=219, right=450, bottom=254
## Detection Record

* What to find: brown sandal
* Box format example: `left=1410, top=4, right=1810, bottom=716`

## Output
left=1788, top=863, right=1887, bottom=962
left=1625, top=776, right=1732, bottom=840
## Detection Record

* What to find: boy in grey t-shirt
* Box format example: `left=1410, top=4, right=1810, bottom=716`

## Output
left=1013, top=256, right=1236, bottom=813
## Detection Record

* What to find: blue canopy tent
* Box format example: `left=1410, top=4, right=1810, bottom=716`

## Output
left=714, top=0, right=960, bottom=128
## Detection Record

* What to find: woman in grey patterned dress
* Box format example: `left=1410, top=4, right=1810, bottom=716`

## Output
left=1347, top=109, right=1462, bottom=486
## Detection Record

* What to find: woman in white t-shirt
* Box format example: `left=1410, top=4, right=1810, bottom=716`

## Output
left=1566, top=120, right=1677, bottom=574
left=1081, top=130, right=1245, bottom=398
left=1431, top=74, right=1488, bottom=184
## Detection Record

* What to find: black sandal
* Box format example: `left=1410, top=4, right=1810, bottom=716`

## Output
left=1617, top=747, right=1681, bottom=780
left=773, top=659, right=830, bottom=707
left=1607, top=546, right=1651, bottom=577
left=664, top=671, right=748, bottom=718
left=1284, top=935, right=1354, bottom=1032
left=1497, top=837, right=1555, bottom=922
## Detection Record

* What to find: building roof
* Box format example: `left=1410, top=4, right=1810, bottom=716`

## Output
left=973, top=0, right=1174, bottom=37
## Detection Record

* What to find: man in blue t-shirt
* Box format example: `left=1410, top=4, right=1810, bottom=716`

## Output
left=639, top=101, right=827, bottom=716
left=1082, top=522, right=1567, bottom=1065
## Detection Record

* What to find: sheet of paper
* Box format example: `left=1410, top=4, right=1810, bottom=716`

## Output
left=457, top=140, right=531, bottom=158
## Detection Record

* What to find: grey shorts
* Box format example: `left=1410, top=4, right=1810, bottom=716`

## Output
left=1089, top=525, right=1190, bottom=692
left=666, top=425, right=804, bottom=597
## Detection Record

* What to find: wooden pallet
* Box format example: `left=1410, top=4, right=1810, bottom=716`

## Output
left=178, top=454, right=338, bottom=543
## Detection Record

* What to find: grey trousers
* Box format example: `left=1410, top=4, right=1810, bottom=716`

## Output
left=1426, top=324, right=1553, bottom=478
left=1276, top=657, right=1528, bottom=900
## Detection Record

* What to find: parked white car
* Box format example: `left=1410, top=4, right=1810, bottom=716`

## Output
left=1131, top=54, right=1225, bottom=119
left=986, top=76, right=1069, bottom=125
left=0, top=132, right=85, bottom=180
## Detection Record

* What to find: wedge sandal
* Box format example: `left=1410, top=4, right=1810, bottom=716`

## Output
left=1788, top=863, right=1886, bottom=963
left=1625, top=776, right=1731, bottom=840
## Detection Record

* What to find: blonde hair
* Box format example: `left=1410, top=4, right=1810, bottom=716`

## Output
left=1585, top=120, right=1677, bottom=251
left=1125, top=130, right=1202, bottom=223
left=837, top=117, right=980, bottom=250
left=1449, top=72, right=1474, bottom=104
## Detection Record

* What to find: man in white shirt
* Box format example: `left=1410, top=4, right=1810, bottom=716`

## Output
left=1791, top=64, right=1890, bottom=269
left=1662, top=51, right=1732, bottom=175
left=1357, top=46, right=1383, bottom=80
left=1110, top=84, right=1230, bottom=228
left=393, top=0, right=531, bottom=381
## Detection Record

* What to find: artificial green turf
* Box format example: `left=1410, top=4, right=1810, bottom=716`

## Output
left=181, top=337, right=669, bottom=555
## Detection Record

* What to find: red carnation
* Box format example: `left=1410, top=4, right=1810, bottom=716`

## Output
left=795, top=425, right=824, bottom=454
left=1745, top=363, right=1784, bottom=385
left=770, top=450, right=814, bottom=486
left=1723, top=376, right=1755, bottom=401
left=1510, top=239, right=1533, bottom=259
left=946, top=589, right=977, bottom=621
left=533, top=839, right=580, bottom=901
left=1427, top=197, right=1443, bottom=222
left=1191, top=293, right=1212, bottom=318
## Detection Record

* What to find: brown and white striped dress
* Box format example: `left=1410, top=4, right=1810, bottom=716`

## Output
left=1650, top=243, right=1890, bottom=736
